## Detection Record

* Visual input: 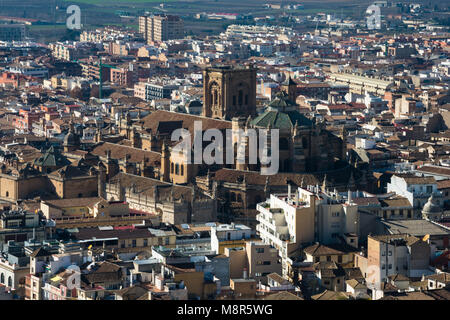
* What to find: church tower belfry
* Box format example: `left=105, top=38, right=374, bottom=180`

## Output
left=202, top=65, right=257, bottom=120
left=281, top=76, right=297, bottom=104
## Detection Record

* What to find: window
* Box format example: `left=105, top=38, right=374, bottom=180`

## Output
left=327, top=256, right=331, bottom=262
left=121, top=241, right=125, bottom=248
left=175, top=163, right=179, bottom=175
left=132, top=240, right=137, bottom=248
left=388, top=264, right=392, bottom=270
left=338, top=256, right=342, bottom=263
left=382, top=264, right=385, bottom=270
left=143, top=239, right=148, bottom=247
left=5, top=191, right=9, bottom=197
left=171, top=163, right=174, bottom=174
left=256, top=248, right=264, bottom=254
left=427, top=186, right=432, bottom=193
left=180, top=165, right=184, bottom=176
left=233, top=96, right=236, bottom=106
left=388, top=251, right=392, bottom=256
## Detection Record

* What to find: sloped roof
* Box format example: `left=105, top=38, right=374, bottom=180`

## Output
left=304, top=243, right=345, bottom=256
left=263, top=291, right=303, bottom=300
left=251, top=109, right=312, bottom=129
left=33, top=146, right=71, bottom=167
left=30, top=247, right=52, bottom=258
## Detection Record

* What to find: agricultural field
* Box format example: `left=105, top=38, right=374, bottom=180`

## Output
left=0, top=0, right=401, bottom=41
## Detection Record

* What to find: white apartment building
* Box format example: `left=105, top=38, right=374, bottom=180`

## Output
left=387, top=173, right=442, bottom=213
left=256, top=185, right=359, bottom=277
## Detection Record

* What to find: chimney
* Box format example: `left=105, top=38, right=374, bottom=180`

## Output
left=243, top=268, right=248, bottom=280
left=288, top=184, right=291, bottom=199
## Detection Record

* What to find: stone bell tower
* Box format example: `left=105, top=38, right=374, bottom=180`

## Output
left=202, top=64, right=257, bottom=120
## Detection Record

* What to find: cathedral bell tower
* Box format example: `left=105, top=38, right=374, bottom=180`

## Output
left=202, top=65, right=257, bottom=120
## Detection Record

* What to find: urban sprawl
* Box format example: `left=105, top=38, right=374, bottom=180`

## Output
left=0, top=1, right=449, bottom=301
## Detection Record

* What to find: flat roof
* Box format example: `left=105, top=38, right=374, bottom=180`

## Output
left=382, top=219, right=450, bottom=237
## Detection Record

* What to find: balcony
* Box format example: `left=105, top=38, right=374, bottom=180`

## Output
left=256, top=204, right=287, bottom=227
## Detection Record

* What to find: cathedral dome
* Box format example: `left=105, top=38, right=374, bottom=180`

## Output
left=422, top=194, right=442, bottom=214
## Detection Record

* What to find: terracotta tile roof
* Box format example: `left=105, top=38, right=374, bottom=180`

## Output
left=393, top=173, right=436, bottom=185
left=211, top=168, right=320, bottom=186
left=304, top=243, right=344, bottom=256
left=140, top=110, right=231, bottom=137
left=42, top=197, right=103, bottom=209
left=379, top=196, right=412, bottom=208
left=109, top=172, right=202, bottom=202
left=417, top=165, right=450, bottom=177
left=91, top=142, right=161, bottom=166
left=263, top=291, right=303, bottom=300
left=437, top=179, right=450, bottom=189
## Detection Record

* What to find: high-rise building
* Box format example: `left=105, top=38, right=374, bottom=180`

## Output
left=0, top=24, right=26, bottom=41
left=139, top=14, right=184, bottom=43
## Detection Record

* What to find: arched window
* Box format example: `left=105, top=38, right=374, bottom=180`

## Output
left=175, top=163, right=179, bottom=175
left=0, top=273, right=4, bottom=284
left=7, top=276, right=12, bottom=287
left=171, top=162, right=174, bottom=174
left=238, top=90, right=243, bottom=105
left=231, top=193, right=236, bottom=202
left=181, top=165, right=184, bottom=176
left=214, top=90, right=218, bottom=105
left=237, top=194, right=242, bottom=202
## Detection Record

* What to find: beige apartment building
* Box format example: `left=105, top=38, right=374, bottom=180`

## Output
left=139, top=14, right=184, bottom=43
left=225, top=241, right=282, bottom=284
left=364, top=234, right=431, bottom=290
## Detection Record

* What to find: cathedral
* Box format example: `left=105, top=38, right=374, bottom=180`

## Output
left=202, top=65, right=346, bottom=173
